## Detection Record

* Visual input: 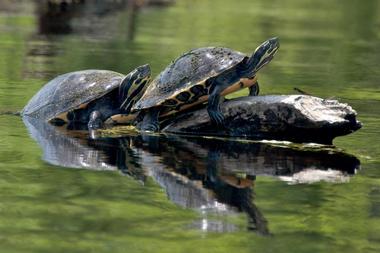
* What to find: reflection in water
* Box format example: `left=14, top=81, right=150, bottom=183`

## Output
left=35, top=0, right=174, bottom=36
left=36, top=0, right=86, bottom=34
left=23, top=116, right=117, bottom=171
left=23, top=0, right=175, bottom=79
left=23, top=116, right=147, bottom=180
left=24, top=41, right=63, bottom=79
left=23, top=117, right=360, bottom=234
left=35, top=0, right=129, bottom=34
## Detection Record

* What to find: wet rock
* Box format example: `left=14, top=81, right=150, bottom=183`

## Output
left=162, top=95, right=362, bottom=144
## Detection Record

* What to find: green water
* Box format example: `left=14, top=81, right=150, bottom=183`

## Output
left=1, top=0, right=380, bottom=252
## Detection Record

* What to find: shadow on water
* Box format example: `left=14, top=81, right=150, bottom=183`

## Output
left=22, top=116, right=360, bottom=234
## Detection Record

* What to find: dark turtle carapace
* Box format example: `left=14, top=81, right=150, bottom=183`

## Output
left=132, top=37, right=279, bottom=131
left=22, top=64, right=151, bottom=130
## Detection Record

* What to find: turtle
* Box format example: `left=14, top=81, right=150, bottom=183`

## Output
left=131, top=37, right=280, bottom=131
left=22, top=64, right=151, bottom=130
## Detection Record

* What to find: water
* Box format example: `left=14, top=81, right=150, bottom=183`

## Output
left=0, top=0, right=379, bottom=252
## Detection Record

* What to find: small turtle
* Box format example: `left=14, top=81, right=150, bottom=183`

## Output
left=22, top=64, right=151, bottom=130
left=132, top=37, right=279, bottom=131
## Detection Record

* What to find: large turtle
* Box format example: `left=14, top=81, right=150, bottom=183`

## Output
left=22, top=64, right=151, bottom=130
left=132, top=37, right=279, bottom=131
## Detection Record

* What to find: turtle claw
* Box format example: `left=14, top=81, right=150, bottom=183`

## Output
left=208, top=109, right=225, bottom=127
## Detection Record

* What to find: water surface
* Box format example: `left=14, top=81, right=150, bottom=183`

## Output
left=0, top=1, right=379, bottom=252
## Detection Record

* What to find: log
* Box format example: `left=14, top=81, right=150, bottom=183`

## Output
left=162, top=95, right=362, bottom=144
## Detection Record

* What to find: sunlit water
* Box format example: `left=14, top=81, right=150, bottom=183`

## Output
left=0, top=0, right=379, bottom=252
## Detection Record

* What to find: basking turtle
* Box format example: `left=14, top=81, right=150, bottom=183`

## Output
left=22, top=64, right=151, bottom=130
left=132, top=37, right=279, bottom=131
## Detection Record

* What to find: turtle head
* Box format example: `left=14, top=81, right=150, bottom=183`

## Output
left=120, top=64, right=151, bottom=113
left=242, top=37, right=279, bottom=77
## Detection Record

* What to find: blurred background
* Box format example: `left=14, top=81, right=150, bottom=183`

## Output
left=1, top=0, right=379, bottom=108
left=0, top=1, right=379, bottom=253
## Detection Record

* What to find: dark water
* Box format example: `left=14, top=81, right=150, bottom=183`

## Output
left=0, top=0, right=379, bottom=252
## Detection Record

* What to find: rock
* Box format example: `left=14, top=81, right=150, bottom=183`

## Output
left=162, top=95, right=362, bottom=144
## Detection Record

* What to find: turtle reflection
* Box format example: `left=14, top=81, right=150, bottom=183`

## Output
left=22, top=118, right=360, bottom=234
left=22, top=116, right=147, bottom=181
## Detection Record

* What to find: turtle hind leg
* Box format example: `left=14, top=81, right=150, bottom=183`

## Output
left=249, top=81, right=260, bottom=96
left=138, top=108, right=160, bottom=131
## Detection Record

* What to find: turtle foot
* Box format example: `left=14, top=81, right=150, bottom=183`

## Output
left=208, top=109, right=225, bottom=127
left=88, top=111, right=104, bottom=130
left=139, top=122, right=160, bottom=132
left=249, top=82, right=260, bottom=96
left=138, top=108, right=161, bottom=132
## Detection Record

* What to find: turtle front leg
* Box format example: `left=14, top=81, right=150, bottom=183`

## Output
left=207, top=85, right=226, bottom=127
left=249, top=81, right=260, bottom=96
left=138, top=108, right=160, bottom=131
left=88, top=110, right=104, bottom=130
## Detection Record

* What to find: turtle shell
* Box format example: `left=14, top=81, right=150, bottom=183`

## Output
left=132, top=47, right=247, bottom=111
left=22, top=70, right=125, bottom=121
